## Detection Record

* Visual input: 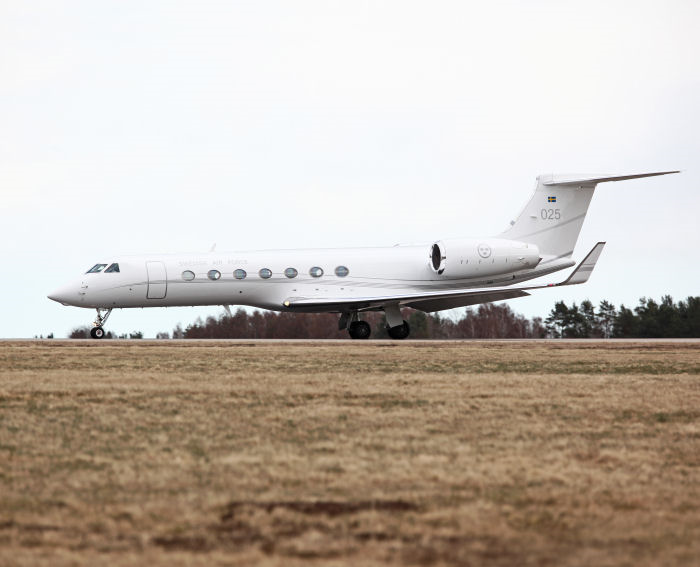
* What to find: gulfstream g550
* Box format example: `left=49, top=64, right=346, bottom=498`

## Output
left=48, top=171, right=678, bottom=339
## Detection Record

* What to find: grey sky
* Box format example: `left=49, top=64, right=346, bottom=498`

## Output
left=1, top=0, right=697, bottom=338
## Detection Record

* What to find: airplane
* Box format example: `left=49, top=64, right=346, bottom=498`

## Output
left=48, top=171, right=678, bottom=339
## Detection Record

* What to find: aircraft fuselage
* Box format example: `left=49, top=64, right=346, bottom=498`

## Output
left=49, top=238, right=564, bottom=312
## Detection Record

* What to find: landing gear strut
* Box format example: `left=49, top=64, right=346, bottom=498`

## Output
left=90, top=308, right=112, bottom=339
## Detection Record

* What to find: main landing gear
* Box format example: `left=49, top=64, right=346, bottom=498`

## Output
left=340, top=312, right=371, bottom=340
left=90, top=308, right=112, bottom=339
left=348, top=320, right=371, bottom=340
left=383, top=303, right=410, bottom=340
left=339, top=308, right=412, bottom=340
left=387, top=321, right=410, bottom=340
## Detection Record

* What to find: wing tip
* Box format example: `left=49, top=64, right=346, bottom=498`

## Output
left=557, top=242, right=606, bottom=286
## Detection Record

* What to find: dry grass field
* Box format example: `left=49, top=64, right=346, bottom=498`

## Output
left=1, top=340, right=699, bottom=566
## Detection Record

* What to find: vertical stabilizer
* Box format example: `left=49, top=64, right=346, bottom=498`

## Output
left=499, top=171, right=678, bottom=258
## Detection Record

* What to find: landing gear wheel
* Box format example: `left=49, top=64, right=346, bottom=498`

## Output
left=348, top=321, right=371, bottom=340
left=387, top=321, right=410, bottom=340
left=89, top=308, right=112, bottom=339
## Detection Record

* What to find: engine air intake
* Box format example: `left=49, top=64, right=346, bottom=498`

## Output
left=430, top=242, right=446, bottom=274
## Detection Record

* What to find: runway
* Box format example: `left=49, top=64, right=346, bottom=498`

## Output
left=4, top=337, right=700, bottom=344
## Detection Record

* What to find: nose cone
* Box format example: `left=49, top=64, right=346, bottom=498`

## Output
left=48, top=284, right=80, bottom=306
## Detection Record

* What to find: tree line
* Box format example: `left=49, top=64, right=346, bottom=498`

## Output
left=68, top=295, right=700, bottom=339
left=174, top=302, right=544, bottom=340
left=545, top=296, right=700, bottom=338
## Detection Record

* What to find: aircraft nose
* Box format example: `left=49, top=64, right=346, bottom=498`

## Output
left=48, top=284, right=79, bottom=306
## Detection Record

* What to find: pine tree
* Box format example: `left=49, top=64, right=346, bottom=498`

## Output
left=579, top=300, right=597, bottom=337
left=545, top=301, right=569, bottom=338
left=678, top=297, right=700, bottom=337
left=596, top=300, right=616, bottom=339
left=613, top=305, right=638, bottom=337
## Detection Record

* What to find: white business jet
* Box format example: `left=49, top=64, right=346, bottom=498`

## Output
left=48, top=171, right=678, bottom=339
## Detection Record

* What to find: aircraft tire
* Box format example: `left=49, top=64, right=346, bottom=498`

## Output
left=90, top=326, right=105, bottom=339
left=387, top=321, right=410, bottom=340
left=348, top=321, right=371, bottom=340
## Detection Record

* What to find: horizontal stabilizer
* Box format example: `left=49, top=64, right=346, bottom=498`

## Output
left=543, top=171, right=679, bottom=187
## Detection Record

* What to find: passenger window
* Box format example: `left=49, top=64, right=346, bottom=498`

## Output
left=105, top=263, right=120, bottom=273
left=284, top=267, right=298, bottom=279
left=335, top=265, right=349, bottom=277
left=259, top=268, right=272, bottom=279
left=182, top=270, right=195, bottom=281
left=208, top=270, right=221, bottom=281
left=234, top=269, right=247, bottom=280
left=309, top=266, right=324, bottom=278
left=86, top=264, right=107, bottom=273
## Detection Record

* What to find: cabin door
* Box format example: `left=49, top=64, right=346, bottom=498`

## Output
left=146, top=261, right=167, bottom=299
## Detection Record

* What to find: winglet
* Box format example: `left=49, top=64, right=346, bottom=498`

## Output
left=558, top=242, right=605, bottom=286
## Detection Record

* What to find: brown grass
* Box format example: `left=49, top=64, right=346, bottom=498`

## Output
left=0, top=340, right=699, bottom=566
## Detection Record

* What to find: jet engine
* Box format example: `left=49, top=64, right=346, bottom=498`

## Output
left=429, top=238, right=540, bottom=279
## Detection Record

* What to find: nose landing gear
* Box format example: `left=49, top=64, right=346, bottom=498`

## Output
left=90, top=326, right=105, bottom=339
left=90, top=308, right=112, bottom=339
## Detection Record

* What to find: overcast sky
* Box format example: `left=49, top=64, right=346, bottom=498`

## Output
left=1, top=0, right=698, bottom=338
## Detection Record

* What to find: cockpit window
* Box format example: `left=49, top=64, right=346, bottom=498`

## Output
left=86, top=264, right=107, bottom=273
left=105, top=263, right=120, bottom=273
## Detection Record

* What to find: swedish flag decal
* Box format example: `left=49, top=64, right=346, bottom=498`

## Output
left=547, top=196, right=557, bottom=203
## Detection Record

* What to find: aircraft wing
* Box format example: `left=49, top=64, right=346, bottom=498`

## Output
left=405, top=289, right=531, bottom=313
left=284, top=242, right=606, bottom=313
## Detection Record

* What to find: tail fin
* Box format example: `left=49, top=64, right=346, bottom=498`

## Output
left=499, top=171, right=678, bottom=258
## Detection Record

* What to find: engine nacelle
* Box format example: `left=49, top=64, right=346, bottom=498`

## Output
left=429, top=238, right=540, bottom=279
